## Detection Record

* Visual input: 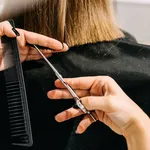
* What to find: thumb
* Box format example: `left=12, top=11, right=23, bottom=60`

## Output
left=81, top=96, right=109, bottom=112
left=0, top=21, right=16, bottom=37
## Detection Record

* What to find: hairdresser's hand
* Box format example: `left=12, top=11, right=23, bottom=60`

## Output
left=48, top=76, right=150, bottom=138
left=0, top=21, right=68, bottom=70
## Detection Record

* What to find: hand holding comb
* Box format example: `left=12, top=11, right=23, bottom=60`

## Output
left=1, top=20, right=33, bottom=147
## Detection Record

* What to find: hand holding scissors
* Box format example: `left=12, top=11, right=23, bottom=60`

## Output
left=48, top=76, right=150, bottom=138
left=33, top=45, right=96, bottom=122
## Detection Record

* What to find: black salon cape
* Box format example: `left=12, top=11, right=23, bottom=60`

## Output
left=1, top=32, right=150, bottom=150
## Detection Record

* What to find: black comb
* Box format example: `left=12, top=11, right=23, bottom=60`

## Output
left=1, top=20, right=33, bottom=147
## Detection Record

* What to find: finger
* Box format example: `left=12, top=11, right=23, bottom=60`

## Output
left=0, top=21, right=16, bottom=37
left=54, top=76, right=99, bottom=90
left=55, top=76, right=123, bottom=96
left=81, top=96, right=110, bottom=112
left=76, top=115, right=94, bottom=134
left=18, top=29, right=69, bottom=51
left=26, top=53, right=52, bottom=61
left=95, top=110, right=111, bottom=126
left=55, top=107, right=83, bottom=122
left=28, top=47, right=53, bottom=55
left=47, top=89, right=90, bottom=99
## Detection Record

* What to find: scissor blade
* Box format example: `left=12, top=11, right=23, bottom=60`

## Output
left=33, top=45, right=61, bottom=76
left=33, top=45, right=80, bottom=99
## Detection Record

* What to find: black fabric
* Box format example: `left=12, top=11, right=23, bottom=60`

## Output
left=1, top=31, right=150, bottom=150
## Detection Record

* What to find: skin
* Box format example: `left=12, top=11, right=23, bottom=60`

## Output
left=47, top=76, right=150, bottom=150
left=0, top=21, right=68, bottom=70
left=1, top=20, right=149, bottom=149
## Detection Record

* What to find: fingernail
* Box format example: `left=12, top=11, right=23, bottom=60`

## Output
left=55, top=115, right=63, bottom=122
left=66, top=43, right=70, bottom=49
left=61, top=42, right=64, bottom=50
left=47, top=91, right=54, bottom=98
left=64, top=43, right=70, bottom=50
left=55, top=112, right=67, bottom=122
left=55, top=43, right=65, bottom=51
left=12, top=27, right=20, bottom=36
left=76, top=125, right=84, bottom=134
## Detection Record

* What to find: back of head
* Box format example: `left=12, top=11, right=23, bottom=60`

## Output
left=24, top=0, right=124, bottom=47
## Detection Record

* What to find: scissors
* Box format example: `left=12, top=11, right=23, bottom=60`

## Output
left=33, top=44, right=97, bottom=122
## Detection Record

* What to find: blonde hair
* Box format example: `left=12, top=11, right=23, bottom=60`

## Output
left=24, top=0, right=124, bottom=47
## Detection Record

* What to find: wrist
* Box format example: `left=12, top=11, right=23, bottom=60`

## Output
left=124, top=113, right=150, bottom=150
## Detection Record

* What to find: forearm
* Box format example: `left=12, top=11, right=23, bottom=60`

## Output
left=126, top=129, right=150, bottom=150
left=125, top=113, right=150, bottom=150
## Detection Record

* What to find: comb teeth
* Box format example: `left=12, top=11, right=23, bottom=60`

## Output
left=6, top=81, right=32, bottom=146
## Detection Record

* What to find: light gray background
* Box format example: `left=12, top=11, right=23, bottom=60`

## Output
left=116, top=0, right=150, bottom=44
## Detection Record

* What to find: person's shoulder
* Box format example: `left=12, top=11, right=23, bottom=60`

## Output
left=106, top=30, right=150, bottom=55
left=121, top=30, right=137, bottom=43
left=63, top=30, right=150, bottom=58
left=112, top=33, right=150, bottom=54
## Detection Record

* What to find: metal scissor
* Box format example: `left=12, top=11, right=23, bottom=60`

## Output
left=33, top=45, right=97, bottom=122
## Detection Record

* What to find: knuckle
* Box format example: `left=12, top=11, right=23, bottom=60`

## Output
left=2, top=21, right=10, bottom=27
left=83, top=97, right=91, bottom=109
left=65, top=110, right=72, bottom=119
left=96, top=76, right=114, bottom=86
left=70, top=79, right=75, bottom=88
left=103, top=76, right=113, bottom=82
